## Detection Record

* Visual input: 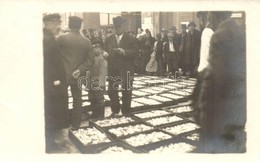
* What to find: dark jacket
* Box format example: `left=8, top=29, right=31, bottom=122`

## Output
left=163, top=38, right=179, bottom=54
left=184, top=29, right=201, bottom=66
left=104, top=33, right=139, bottom=73
left=43, top=29, right=69, bottom=129
left=198, top=19, right=246, bottom=135
left=56, top=31, right=94, bottom=84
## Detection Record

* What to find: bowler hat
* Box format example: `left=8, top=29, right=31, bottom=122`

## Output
left=167, top=33, right=174, bottom=38
left=113, top=16, right=126, bottom=27
left=69, top=16, right=83, bottom=29
left=160, top=28, right=167, bottom=33
left=188, top=21, right=196, bottom=27
left=43, top=13, right=61, bottom=22
left=170, top=26, right=177, bottom=31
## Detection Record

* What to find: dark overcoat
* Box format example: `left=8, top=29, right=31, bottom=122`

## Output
left=43, top=29, right=69, bottom=130
left=104, top=33, right=139, bottom=74
left=184, top=29, right=201, bottom=66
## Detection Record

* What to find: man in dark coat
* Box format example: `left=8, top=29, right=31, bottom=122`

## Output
left=184, top=21, right=201, bottom=77
left=139, top=29, right=155, bottom=74
left=179, top=24, right=188, bottom=72
left=198, top=14, right=246, bottom=153
left=104, top=16, right=139, bottom=116
left=163, top=32, right=179, bottom=75
left=56, top=16, right=94, bottom=129
left=43, top=14, right=69, bottom=152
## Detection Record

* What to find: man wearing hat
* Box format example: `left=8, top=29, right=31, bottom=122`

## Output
left=56, top=16, right=94, bottom=129
left=163, top=32, right=179, bottom=75
left=184, top=21, right=201, bottom=77
left=104, top=16, right=139, bottom=117
left=179, top=24, right=188, bottom=73
left=160, top=28, right=168, bottom=74
left=169, top=26, right=179, bottom=39
left=43, top=13, right=70, bottom=152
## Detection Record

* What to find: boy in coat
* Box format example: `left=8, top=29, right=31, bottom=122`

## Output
left=89, top=38, right=108, bottom=119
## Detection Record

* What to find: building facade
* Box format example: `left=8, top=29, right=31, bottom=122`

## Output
left=54, top=11, right=245, bottom=35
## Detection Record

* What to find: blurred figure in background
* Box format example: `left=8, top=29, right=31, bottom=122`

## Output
left=154, top=33, right=164, bottom=76
left=136, top=27, right=144, bottom=40
left=163, top=32, right=179, bottom=76
left=101, top=34, right=107, bottom=46
left=197, top=11, right=246, bottom=153
left=178, top=24, right=188, bottom=73
left=160, top=28, right=168, bottom=75
left=140, top=29, right=155, bottom=74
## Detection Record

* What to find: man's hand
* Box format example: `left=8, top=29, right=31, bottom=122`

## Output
left=72, top=69, right=81, bottom=78
left=103, top=51, right=109, bottom=58
left=117, top=48, right=125, bottom=56
left=53, top=80, right=61, bottom=86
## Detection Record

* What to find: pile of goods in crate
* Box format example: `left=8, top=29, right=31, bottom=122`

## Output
left=69, top=104, right=200, bottom=153
left=68, top=76, right=199, bottom=153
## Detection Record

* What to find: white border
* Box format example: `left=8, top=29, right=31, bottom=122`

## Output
left=0, top=0, right=259, bottom=162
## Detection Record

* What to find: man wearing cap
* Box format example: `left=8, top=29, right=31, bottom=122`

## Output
left=163, top=32, right=179, bottom=76
left=43, top=13, right=70, bottom=152
left=104, top=16, right=139, bottom=117
left=56, top=16, right=94, bottom=129
left=184, top=21, right=201, bottom=77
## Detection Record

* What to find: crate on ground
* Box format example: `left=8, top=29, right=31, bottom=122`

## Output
left=147, top=137, right=197, bottom=153
left=68, top=126, right=114, bottom=153
left=121, top=129, right=177, bottom=151
left=89, top=115, right=138, bottom=131
left=159, top=121, right=200, bottom=137
left=94, top=141, right=146, bottom=153
left=106, top=121, right=155, bottom=139
left=143, top=114, right=187, bottom=128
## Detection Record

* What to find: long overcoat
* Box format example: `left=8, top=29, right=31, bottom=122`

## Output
left=43, top=29, right=69, bottom=129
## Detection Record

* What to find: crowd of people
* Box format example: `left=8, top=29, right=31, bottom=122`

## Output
left=76, top=21, right=202, bottom=78
left=43, top=12, right=246, bottom=153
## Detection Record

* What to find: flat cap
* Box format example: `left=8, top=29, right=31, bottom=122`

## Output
left=92, top=38, right=103, bottom=46
left=43, top=13, right=61, bottom=22
left=68, top=16, right=83, bottom=29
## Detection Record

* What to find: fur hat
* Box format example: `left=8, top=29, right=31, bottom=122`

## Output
left=113, top=16, right=126, bottom=27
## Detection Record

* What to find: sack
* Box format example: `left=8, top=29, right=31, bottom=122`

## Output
left=146, top=51, right=158, bottom=72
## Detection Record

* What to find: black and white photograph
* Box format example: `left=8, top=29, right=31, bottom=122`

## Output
left=43, top=11, right=246, bottom=154
left=1, top=1, right=260, bottom=162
